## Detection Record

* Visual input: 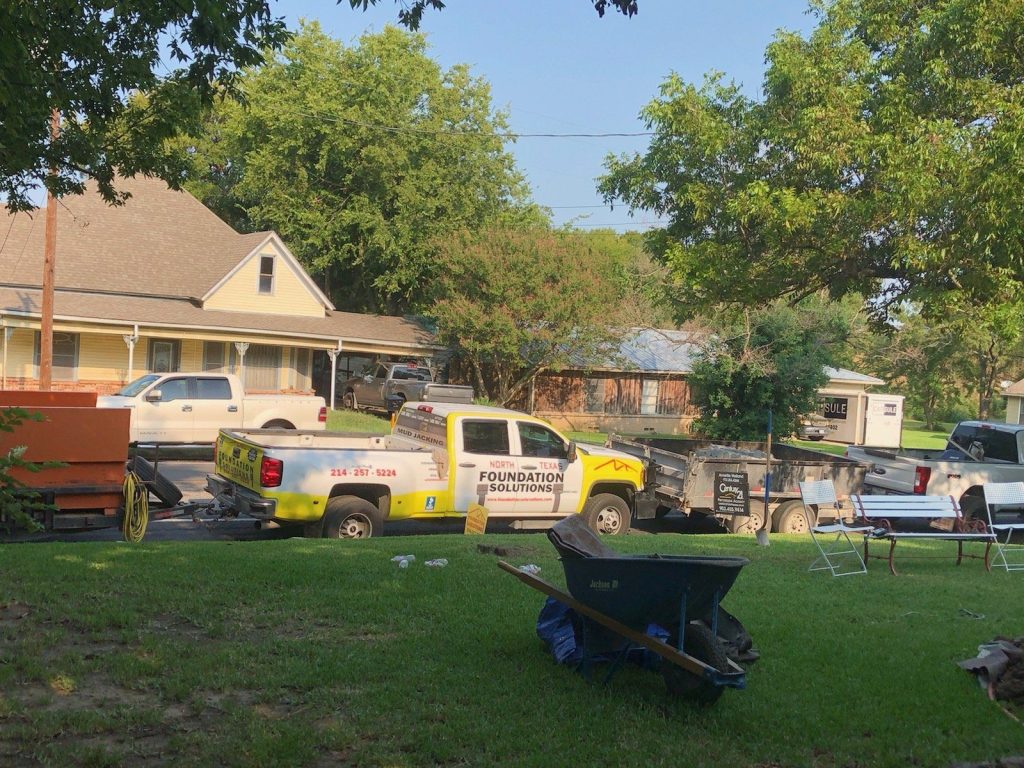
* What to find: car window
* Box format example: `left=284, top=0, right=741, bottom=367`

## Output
left=517, top=423, right=568, bottom=459
left=373, top=365, right=387, bottom=379
left=949, top=425, right=1020, bottom=463
left=462, top=420, right=510, bottom=455
left=159, top=378, right=189, bottom=402
left=195, top=377, right=232, bottom=400
left=392, top=366, right=432, bottom=381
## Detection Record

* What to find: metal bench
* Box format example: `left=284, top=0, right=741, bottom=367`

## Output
left=850, top=494, right=995, bottom=575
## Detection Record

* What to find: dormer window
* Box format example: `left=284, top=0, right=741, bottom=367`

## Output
left=258, top=256, right=275, bottom=294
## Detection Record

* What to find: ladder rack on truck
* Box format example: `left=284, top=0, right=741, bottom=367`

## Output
left=611, top=436, right=868, bottom=534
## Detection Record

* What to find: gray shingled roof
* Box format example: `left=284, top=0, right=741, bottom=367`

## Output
left=0, top=176, right=276, bottom=301
left=578, top=329, right=883, bottom=386
left=0, top=286, right=437, bottom=349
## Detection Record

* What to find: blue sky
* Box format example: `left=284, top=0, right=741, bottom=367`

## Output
left=283, top=0, right=816, bottom=231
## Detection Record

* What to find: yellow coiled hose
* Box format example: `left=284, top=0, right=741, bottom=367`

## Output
left=121, top=471, right=149, bottom=543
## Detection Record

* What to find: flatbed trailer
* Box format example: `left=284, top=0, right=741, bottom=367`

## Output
left=611, top=436, right=868, bottom=534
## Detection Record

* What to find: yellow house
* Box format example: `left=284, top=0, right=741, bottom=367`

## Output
left=0, top=176, right=439, bottom=400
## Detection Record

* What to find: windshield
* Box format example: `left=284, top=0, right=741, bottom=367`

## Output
left=116, top=374, right=161, bottom=397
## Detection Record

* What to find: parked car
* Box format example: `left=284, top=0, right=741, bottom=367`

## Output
left=97, top=373, right=326, bottom=444
left=796, top=418, right=829, bottom=441
left=338, top=362, right=474, bottom=411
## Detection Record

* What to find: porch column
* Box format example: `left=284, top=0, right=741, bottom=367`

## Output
left=1, top=327, right=11, bottom=390
left=122, top=327, right=139, bottom=384
left=328, top=342, right=342, bottom=409
left=234, top=342, right=249, bottom=391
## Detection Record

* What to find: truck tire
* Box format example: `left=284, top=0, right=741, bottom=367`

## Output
left=261, top=419, right=295, bottom=429
left=726, top=501, right=767, bottom=534
left=661, top=623, right=730, bottom=705
left=771, top=500, right=811, bottom=534
left=341, top=390, right=357, bottom=410
left=128, top=455, right=183, bottom=507
left=582, top=493, right=631, bottom=536
left=322, top=496, right=383, bottom=539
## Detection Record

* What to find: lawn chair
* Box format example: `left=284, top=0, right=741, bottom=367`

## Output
left=799, top=479, right=872, bottom=577
left=981, top=482, right=1024, bottom=572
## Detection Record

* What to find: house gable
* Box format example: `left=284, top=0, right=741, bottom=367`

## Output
left=202, top=235, right=333, bottom=318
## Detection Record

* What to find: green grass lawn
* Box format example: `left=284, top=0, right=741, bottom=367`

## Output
left=325, top=409, right=391, bottom=433
left=1, top=534, right=1020, bottom=767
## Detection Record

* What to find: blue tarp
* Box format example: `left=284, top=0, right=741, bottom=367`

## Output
left=535, top=597, right=670, bottom=669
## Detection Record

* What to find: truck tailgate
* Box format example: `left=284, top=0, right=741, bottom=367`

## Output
left=848, top=448, right=918, bottom=494
left=215, top=431, right=264, bottom=492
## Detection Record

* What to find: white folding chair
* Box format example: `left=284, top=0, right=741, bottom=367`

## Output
left=981, top=482, right=1024, bottom=572
left=800, top=479, right=872, bottom=576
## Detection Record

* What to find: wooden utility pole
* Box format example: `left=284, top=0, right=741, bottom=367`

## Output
left=39, top=108, right=59, bottom=390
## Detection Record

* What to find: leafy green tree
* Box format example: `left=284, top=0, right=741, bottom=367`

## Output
left=869, top=310, right=966, bottom=429
left=3, top=0, right=638, bottom=212
left=1, top=1, right=290, bottom=210
left=599, top=0, right=1024, bottom=322
left=182, top=23, right=537, bottom=313
left=0, top=408, right=61, bottom=534
left=429, top=227, right=653, bottom=406
left=688, top=304, right=849, bottom=440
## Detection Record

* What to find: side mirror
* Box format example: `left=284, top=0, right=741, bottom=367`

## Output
left=566, top=441, right=578, bottom=463
left=145, top=389, right=163, bottom=402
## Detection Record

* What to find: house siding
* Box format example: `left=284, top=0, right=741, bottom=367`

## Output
left=531, top=371, right=699, bottom=435
left=204, top=243, right=324, bottom=317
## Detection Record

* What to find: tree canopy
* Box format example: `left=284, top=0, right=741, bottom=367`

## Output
left=599, top=0, right=1024, bottom=322
left=2, top=0, right=638, bottom=212
left=429, top=227, right=657, bottom=406
left=182, top=23, right=538, bottom=314
left=688, top=303, right=849, bottom=440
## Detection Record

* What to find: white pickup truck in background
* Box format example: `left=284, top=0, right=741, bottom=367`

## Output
left=98, top=373, right=326, bottom=444
left=845, top=420, right=1024, bottom=518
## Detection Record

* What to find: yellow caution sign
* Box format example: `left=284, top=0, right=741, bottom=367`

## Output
left=464, top=503, right=489, bottom=535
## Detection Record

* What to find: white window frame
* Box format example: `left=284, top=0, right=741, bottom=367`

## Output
left=258, top=255, right=275, bottom=295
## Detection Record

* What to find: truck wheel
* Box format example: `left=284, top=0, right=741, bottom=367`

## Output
left=775, top=501, right=814, bottom=534
left=322, top=497, right=383, bottom=539
left=341, top=390, right=357, bottom=410
left=261, top=419, right=294, bottom=429
left=770, top=499, right=811, bottom=536
left=582, top=493, right=631, bottom=535
left=726, top=501, right=767, bottom=534
left=661, top=623, right=730, bottom=705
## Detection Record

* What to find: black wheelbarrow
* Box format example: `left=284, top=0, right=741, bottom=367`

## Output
left=498, top=519, right=751, bottom=704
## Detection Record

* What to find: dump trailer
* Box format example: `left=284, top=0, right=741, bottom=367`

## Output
left=610, top=436, right=868, bottom=534
left=0, top=390, right=130, bottom=534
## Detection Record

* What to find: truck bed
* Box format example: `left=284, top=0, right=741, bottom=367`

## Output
left=611, top=436, right=867, bottom=511
left=220, top=429, right=430, bottom=452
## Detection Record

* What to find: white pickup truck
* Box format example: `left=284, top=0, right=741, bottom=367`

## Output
left=845, top=420, right=1024, bottom=518
left=97, top=373, right=326, bottom=444
left=207, top=402, right=650, bottom=538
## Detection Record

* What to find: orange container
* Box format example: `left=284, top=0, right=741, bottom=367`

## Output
left=0, top=392, right=130, bottom=527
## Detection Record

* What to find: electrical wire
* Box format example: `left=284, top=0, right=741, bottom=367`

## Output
left=121, top=471, right=149, bottom=542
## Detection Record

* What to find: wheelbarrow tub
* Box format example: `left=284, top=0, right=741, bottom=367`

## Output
left=561, top=555, right=749, bottom=629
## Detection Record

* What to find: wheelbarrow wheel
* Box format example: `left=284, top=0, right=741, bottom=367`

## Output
left=662, top=624, right=730, bottom=705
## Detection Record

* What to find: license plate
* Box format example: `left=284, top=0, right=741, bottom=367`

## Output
left=216, top=434, right=262, bottom=491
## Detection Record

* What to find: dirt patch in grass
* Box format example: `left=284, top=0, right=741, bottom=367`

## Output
left=475, top=543, right=540, bottom=558
left=0, top=601, right=31, bottom=626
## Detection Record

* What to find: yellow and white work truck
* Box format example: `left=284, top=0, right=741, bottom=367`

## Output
left=206, top=402, right=649, bottom=538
